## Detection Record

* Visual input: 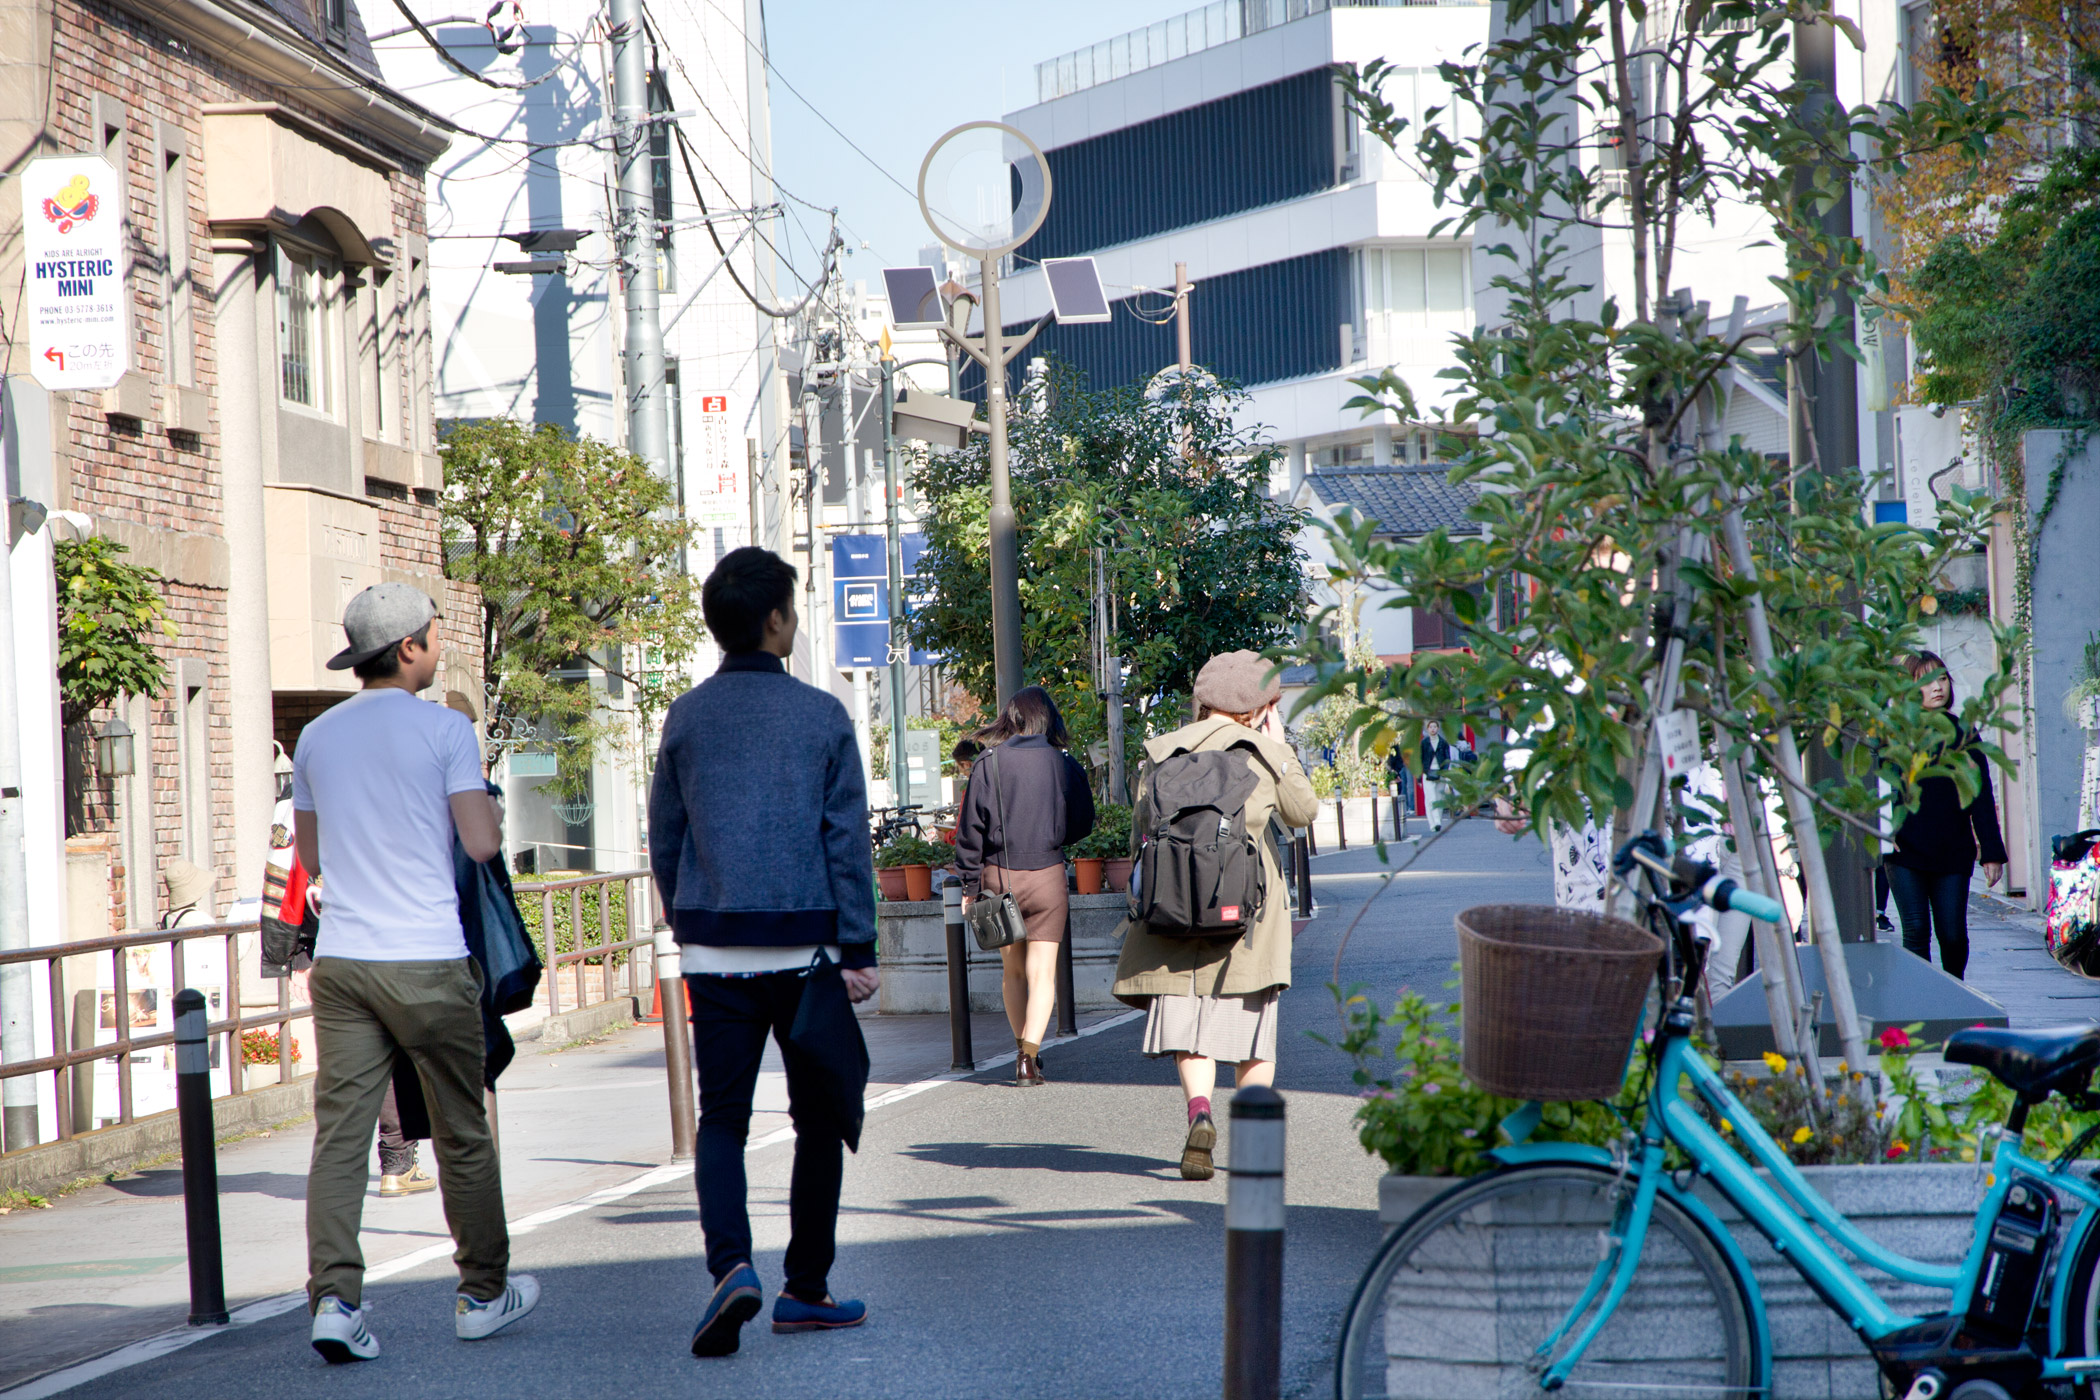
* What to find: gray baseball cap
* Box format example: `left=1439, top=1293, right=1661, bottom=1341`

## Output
left=326, top=582, right=437, bottom=671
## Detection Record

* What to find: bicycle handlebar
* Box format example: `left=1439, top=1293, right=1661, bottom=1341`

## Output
left=1615, top=833, right=1786, bottom=926
left=1716, top=881, right=1785, bottom=925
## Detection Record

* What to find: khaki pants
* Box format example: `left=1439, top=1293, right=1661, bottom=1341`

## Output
left=306, top=956, right=508, bottom=1310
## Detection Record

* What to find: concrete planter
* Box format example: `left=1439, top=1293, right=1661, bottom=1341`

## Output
left=1376, top=1163, right=1993, bottom=1399
left=876, top=892, right=1128, bottom=1015
left=1308, top=795, right=1398, bottom=847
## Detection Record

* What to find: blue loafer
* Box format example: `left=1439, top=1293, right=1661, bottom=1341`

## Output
left=691, top=1264, right=762, bottom=1357
left=772, top=1293, right=867, bottom=1333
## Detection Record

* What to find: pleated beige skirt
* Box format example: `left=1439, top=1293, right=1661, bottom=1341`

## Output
left=1142, top=987, right=1280, bottom=1063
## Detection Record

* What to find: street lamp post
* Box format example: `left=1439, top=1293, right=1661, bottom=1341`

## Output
left=916, top=123, right=1056, bottom=709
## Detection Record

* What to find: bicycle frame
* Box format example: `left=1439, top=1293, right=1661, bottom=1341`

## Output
left=1497, top=1020, right=2100, bottom=1389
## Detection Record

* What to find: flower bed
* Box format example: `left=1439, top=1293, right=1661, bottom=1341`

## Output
left=241, top=1028, right=300, bottom=1066
left=1333, top=984, right=2100, bottom=1175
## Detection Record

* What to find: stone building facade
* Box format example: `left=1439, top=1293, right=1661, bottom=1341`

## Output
left=2, top=0, right=477, bottom=953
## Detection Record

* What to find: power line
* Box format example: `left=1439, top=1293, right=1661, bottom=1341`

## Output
left=382, top=0, right=572, bottom=88
left=693, top=0, right=919, bottom=203
left=670, top=123, right=836, bottom=320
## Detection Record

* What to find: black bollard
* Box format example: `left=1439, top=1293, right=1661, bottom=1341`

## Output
left=942, top=883, right=975, bottom=1071
left=1335, top=797, right=1347, bottom=851
left=173, top=989, right=229, bottom=1326
left=1224, top=1085, right=1285, bottom=1400
left=1055, top=906, right=1077, bottom=1038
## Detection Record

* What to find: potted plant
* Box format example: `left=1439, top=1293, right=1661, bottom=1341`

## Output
left=1093, top=803, right=1135, bottom=891
left=875, top=834, right=946, bottom=901
left=241, top=1027, right=301, bottom=1089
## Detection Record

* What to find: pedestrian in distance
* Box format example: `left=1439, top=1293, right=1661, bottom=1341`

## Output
left=649, top=546, right=879, bottom=1358
left=1882, top=650, right=2007, bottom=979
left=953, top=687, right=1096, bottom=1087
left=292, top=583, right=535, bottom=1363
left=1113, top=651, right=1318, bottom=1180
left=1420, top=719, right=1455, bottom=831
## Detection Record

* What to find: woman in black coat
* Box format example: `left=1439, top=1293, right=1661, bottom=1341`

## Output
left=1882, top=651, right=2007, bottom=979
left=953, top=687, right=1095, bottom=1086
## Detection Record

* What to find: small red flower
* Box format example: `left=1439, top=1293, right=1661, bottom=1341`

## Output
left=1878, top=1026, right=1913, bottom=1051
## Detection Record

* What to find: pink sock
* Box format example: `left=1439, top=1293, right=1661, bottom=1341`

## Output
left=1188, top=1095, right=1211, bottom=1123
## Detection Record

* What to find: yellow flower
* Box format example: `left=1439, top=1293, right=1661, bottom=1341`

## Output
left=1762, top=1052, right=1788, bottom=1074
left=1721, top=1119, right=1734, bottom=1133
left=1792, top=1127, right=1813, bottom=1144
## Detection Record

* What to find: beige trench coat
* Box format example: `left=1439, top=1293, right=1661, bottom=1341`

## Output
left=1111, top=716, right=1319, bottom=1007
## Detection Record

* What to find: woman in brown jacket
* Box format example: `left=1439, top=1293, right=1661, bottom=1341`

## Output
left=1113, top=651, right=1318, bottom=1180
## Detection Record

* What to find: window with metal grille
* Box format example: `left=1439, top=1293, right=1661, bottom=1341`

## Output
left=278, top=245, right=329, bottom=410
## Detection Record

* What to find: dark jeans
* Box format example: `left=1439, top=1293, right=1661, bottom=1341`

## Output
left=687, top=970, right=844, bottom=1302
left=1887, top=863, right=1972, bottom=978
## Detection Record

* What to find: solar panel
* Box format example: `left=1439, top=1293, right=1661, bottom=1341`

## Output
left=1044, top=257, right=1111, bottom=324
left=881, top=266, right=945, bottom=327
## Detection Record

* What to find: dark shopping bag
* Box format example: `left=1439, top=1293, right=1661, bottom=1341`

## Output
left=788, top=951, right=871, bottom=1152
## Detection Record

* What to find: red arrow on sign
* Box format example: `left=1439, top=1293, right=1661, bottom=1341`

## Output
left=43, top=347, right=64, bottom=370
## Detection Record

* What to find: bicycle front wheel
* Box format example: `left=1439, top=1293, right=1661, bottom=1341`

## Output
left=1336, top=1163, right=1761, bottom=1400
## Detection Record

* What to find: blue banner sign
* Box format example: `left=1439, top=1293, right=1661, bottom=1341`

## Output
left=829, top=532, right=943, bottom=670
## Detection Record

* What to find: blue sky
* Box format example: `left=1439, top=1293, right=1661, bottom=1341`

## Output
left=760, top=0, right=1199, bottom=293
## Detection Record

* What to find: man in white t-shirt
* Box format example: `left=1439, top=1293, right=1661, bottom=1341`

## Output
left=292, top=583, right=537, bottom=1363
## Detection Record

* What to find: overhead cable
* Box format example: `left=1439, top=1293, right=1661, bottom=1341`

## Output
left=383, top=0, right=570, bottom=88
left=670, top=123, right=836, bottom=320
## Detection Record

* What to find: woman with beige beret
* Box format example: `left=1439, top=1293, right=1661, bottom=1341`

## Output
left=1112, top=650, right=1318, bottom=1180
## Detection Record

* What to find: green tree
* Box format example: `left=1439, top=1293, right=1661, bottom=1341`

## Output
left=440, top=419, right=703, bottom=799
left=1302, top=0, right=2019, bottom=868
left=54, top=537, right=172, bottom=729
left=908, top=362, right=1307, bottom=767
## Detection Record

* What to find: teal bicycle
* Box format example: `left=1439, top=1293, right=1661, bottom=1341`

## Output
left=1336, top=832, right=2100, bottom=1400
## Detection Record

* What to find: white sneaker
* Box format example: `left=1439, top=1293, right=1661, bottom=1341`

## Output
left=456, top=1274, right=540, bottom=1340
left=311, top=1296, right=380, bottom=1363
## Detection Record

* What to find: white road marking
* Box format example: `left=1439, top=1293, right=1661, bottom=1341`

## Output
left=1, top=1008, right=1143, bottom=1399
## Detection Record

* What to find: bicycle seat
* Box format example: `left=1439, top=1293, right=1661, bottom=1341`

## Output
left=1945, top=1025, right=2100, bottom=1101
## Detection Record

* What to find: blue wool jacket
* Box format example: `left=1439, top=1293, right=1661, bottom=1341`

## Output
left=647, top=652, right=877, bottom=968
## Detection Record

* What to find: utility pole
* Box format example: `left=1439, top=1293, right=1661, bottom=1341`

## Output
left=610, top=0, right=668, bottom=476
left=881, top=351, right=910, bottom=802
left=1791, top=15, right=1873, bottom=944
left=1173, top=261, right=1192, bottom=376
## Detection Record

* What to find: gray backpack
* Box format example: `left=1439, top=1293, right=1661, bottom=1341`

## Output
left=1131, top=744, right=1266, bottom=939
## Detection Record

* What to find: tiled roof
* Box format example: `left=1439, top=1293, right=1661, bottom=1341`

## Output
left=1304, top=465, right=1483, bottom=537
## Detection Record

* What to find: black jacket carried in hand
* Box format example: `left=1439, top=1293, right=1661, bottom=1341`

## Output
left=952, top=736, right=1095, bottom=895
left=1885, top=742, right=2009, bottom=875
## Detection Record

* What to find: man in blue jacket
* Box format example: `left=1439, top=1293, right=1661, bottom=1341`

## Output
left=649, top=546, right=879, bottom=1358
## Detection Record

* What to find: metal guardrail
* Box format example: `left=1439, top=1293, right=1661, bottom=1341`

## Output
left=512, top=868, right=662, bottom=1019
left=0, top=869, right=666, bottom=1155
left=0, top=919, right=308, bottom=1149
left=1035, top=0, right=1487, bottom=103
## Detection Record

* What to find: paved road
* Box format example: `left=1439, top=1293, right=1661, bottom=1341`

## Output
left=21, top=818, right=2080, bottom=1398
left=3, top=821, right=1546, bottom=1399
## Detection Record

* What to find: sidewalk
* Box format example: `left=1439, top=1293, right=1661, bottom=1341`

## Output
left=0, top=997, right=1099, bottom=1394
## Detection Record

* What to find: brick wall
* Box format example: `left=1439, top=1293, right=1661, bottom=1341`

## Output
left=45, top=0, right=441, bottom=927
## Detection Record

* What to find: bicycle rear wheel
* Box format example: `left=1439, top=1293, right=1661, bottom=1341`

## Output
left=1336, top=1163, right=1760, bottom=1400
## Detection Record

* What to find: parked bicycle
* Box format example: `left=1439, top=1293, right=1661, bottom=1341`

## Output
left=1336, top=831, right=2100, bottom=1400
left=870, top=804, right=926, bottom=849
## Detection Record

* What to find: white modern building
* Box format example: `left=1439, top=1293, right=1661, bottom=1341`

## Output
left=373, top=0, right=783, bottom=870
left=994, top=0, right=1493, bottom=495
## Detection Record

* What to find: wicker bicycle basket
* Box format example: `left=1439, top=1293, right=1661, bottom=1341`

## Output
left=1457, top=904, right=1664, bottom=1102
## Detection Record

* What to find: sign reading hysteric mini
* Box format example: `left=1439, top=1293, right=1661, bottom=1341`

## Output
left=23, top=155, right=130, bottom=391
